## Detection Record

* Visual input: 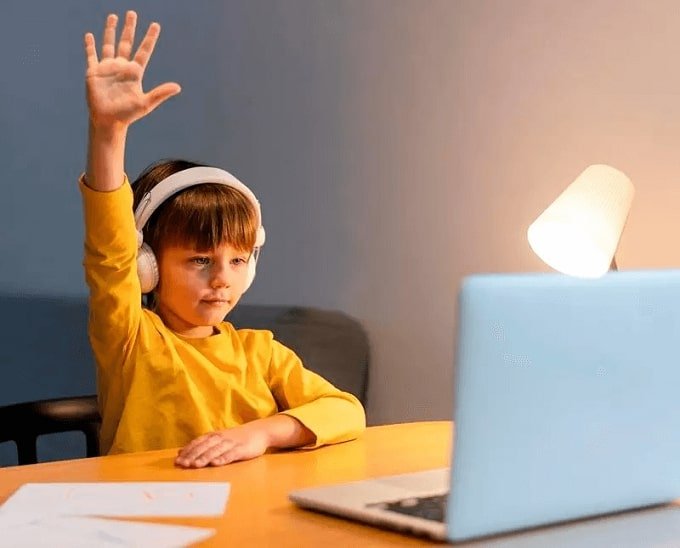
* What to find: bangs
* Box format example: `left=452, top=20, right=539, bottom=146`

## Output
left=146, top=184, right=258, bottom=253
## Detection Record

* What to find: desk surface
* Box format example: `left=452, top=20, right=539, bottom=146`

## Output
left=0, top=421, right=451, bottom=547
left=2, top=421, right=680, bottom=547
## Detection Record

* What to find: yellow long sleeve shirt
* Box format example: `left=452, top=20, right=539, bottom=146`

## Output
left=80, top=177, right=366, bottom=455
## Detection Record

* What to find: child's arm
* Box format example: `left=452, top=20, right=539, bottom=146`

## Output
left=269, top=341, right=367, bottom=446
left=81, top=11, right=180, bottom=366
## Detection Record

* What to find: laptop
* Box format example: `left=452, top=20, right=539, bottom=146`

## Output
left=289, top=270, right=680, bottom=542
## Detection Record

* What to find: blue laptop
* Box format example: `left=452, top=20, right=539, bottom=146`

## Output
left=289, top=270, right=680, bottom=542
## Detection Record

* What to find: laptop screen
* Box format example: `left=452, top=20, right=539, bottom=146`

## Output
left=448, top=270, right=680, bottom=540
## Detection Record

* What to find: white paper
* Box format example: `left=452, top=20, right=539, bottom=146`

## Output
left=0, top=512, right=215, bottom=547
left=1, top=482, right=230, bottom=518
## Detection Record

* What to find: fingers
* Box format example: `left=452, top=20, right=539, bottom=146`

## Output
left=176, top=432, right=212, bottom=459
left=176, top=432, right=222, bottom=463
left=101, top=13, right=117, bottom=59
left=145, top=82, right=182, bottom=112
left=208, top=445, right=248, bottom=467
left=176, top=433, right=233, bottom=468
left=133, top=21, right=161, bottom=71
left=180, top=443, right=246, bottom=468
left=116, top=10, right=137, bottom=59
left=87, top=12, right=167, bottom=75
left=83, top=33, right=98, bottom=68
left=197, top=440, right=236, bottom=467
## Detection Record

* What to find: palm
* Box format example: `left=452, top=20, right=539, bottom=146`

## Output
left=84, top=12, right=180, bottom=128
left=87, top=58, right=148, bottom=125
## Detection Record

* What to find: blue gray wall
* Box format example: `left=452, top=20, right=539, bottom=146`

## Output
left=1, top=0, right=465, bottom=436
left=3, top=0, right=680, bottom=462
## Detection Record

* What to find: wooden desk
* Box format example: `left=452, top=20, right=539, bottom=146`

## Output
left=2, top=421, right=680, bottom=547
left=0, top=421, right=451, bottom=547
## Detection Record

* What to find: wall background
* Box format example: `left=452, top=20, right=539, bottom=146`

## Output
left=2, top=0, right=680, bottom=433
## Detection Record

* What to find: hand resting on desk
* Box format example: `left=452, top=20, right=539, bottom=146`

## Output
left=175, top=414, right=316, bottom=468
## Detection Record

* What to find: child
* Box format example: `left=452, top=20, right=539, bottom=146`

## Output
left=81, top=10, right=366, bottom=468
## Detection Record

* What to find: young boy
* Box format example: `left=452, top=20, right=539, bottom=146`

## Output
left=81, top=11, right=365, bottom=468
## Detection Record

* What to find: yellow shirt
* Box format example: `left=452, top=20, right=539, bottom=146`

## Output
left=80, top=178, right=366, bottom=454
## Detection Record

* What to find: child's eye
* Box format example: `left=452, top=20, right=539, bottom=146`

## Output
left=191, top=257, right=211, bottom=266
left=231, top=257, right=248, bottom=267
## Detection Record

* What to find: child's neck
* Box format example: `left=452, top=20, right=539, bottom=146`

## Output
left=175, top=325, right=220, bottom=338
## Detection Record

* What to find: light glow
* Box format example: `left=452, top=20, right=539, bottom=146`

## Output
left=528, top=164, right=634, bottom=278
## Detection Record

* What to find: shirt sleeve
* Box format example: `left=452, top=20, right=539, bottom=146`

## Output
left=268, top=339, right=367, bottom=448
left=80, top=175, right=142, bottom=371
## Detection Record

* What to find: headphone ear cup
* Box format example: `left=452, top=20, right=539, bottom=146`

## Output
left=256, top=226, right=266, bottom=248
left=137, top=243, right=159, bottom=294
left=243, top=251, right=258, bottom=293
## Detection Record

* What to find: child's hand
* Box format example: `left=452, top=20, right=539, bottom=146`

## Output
left=84, top=11, right=180, bottom=129
left=175, top=425, right=270, bottom=468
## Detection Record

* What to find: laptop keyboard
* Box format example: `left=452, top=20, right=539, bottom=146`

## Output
left=368, top=494, right=448, bottom=523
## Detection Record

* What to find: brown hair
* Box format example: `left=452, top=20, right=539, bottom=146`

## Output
left=132, top=159, right=259, bottom=258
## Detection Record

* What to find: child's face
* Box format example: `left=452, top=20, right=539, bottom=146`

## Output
left=154, top=242, right=252, bottom=338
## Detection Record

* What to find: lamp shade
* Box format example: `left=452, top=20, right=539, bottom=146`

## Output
left=527, top=164, right=634, bottom=278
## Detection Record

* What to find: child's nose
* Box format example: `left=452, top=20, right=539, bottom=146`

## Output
left=209, top=261, right=231, bottom=288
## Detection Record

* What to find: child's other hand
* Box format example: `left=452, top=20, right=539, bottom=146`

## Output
left=84, top=10, right=181, bottom=129
left=175, top=426, right=270, bottom=468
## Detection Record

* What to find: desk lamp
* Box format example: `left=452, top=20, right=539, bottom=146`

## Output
left=527, top=164, right=634, bottom=278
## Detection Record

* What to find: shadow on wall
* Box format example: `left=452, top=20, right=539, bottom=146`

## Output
left=0, top=293, right=96, bottom=465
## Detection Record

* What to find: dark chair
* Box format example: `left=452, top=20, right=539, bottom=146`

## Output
left=0, top=395, right=101, bottom=465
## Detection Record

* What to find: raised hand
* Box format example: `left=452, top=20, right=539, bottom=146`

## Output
left=84, top=11, right=180, bottom=129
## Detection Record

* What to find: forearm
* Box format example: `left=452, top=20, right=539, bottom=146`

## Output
left=243, top=414, right=316, bottom=450
left=85, top=121, right=128, bottom=191
left=282, top=395, right=366, bottom=448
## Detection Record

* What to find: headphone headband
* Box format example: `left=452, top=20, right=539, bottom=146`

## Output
left=134, top=166, right=265, bottom=247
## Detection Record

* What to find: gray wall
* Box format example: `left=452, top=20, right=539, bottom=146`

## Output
left=2, top=0, right=679, bottom=428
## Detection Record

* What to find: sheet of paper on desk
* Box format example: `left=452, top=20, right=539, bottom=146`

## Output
left=0, top=482, right=230, bottom=517
left=0, top=512, right=215, bottom=547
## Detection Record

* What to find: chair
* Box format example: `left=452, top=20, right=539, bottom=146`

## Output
left=0, top=395, right=101, bottom=465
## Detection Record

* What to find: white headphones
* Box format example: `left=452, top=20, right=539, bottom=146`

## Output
left=133, top=166, right=266, bottom=294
